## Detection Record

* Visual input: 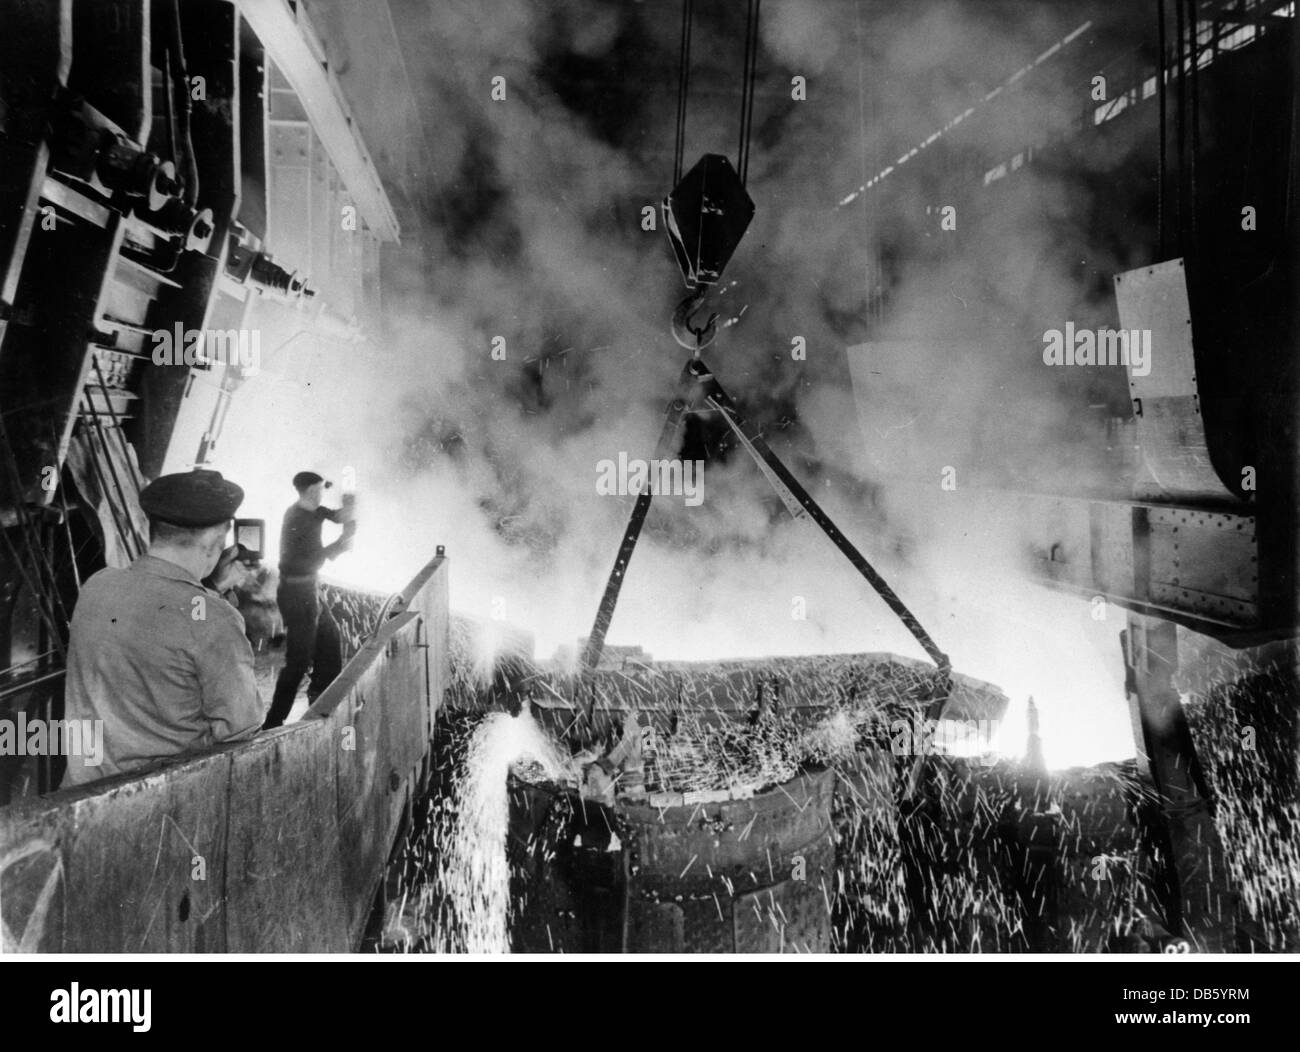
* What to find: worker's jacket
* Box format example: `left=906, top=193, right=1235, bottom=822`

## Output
left=61, top=554, right=265, bottom=786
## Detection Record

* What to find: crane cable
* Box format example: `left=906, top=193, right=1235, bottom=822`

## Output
left=737, top=0, right=762, bottom=186
left=1156, top=0, right=1166, bottom=258
left=1186, top=0, right=1198, bottom=247
left=672, top=0, right=694, bottom=187
left=737, top=0, right=762, bottom=185
left=1174, top=0, right=1186, bottom=255
left=671, top=0, right=762, bottom=189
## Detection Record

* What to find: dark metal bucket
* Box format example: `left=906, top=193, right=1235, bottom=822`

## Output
left=507, top=768, right=836, bottom=953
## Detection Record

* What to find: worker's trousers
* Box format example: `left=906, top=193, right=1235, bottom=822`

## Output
left=266, top=578, right=341, bottom=728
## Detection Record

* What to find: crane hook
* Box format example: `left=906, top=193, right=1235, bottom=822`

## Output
left=671, top=287, right=718, bottom=352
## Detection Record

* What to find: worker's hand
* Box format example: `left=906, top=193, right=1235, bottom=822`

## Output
left=338, top=492, right=358, bottom=523
left=209, top=545, right=249, bottom=593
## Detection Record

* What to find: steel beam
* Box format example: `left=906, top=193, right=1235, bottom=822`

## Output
left=237, top=0, right=400, bottom=242
left=1124, top=612, right=1236, bottom=950
left=579, top=392, right=689, bottom=693
left=1028, top=494, right=1264, bottom=639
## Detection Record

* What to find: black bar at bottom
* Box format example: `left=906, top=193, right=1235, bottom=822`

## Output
left=0, top=958, right=1292, bottom=1038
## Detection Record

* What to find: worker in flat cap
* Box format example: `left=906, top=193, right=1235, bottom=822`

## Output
left=61, top=469, right=266, bottom=787
left=265, top=470, right=357, bottom=729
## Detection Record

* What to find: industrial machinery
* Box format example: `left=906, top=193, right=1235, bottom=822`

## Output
left=578, top=0, right=950, bottom=789
left=0, top=0, right=395, bottom=801
left=555, top=0, right=1300, bottom=956
left=2, top=0, right=1295, bottom=958
left=503, top=0, right=960, bottom=955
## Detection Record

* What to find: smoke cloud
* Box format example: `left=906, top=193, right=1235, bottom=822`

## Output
left=219, top=1, right=1147, bottom=767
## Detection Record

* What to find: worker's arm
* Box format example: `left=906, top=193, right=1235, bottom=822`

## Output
left=323, top=508, right=357, bottom=561
left=317, top=504, right=356, bottom=561
left=322, top=532, right=353, bottom=561
left=194, top=600, right=266, bottom=741
left=202, top=544, right=251, bottom=596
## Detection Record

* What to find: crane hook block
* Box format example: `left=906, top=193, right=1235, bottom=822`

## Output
left=662, top=153, right=755, bottom=289
left=672, top=289, right=718, bottom=350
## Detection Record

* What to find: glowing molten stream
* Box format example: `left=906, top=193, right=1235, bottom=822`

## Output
left=443, top=711, right=570, bottom=954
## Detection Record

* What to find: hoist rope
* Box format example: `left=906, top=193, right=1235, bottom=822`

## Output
left=1156, top=0, right=1167, bottom=257
left=672, top=0, right=694, bottom=186
left=737, top=0, right=762, bottom=186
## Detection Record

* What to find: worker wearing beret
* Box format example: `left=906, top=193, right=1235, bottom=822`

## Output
left=61, top=469, right=266, bottom=786
left=265, top=471, right=356, bottom=729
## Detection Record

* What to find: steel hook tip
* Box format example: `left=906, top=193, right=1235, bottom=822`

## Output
left=672, top=290, right=718, bottom=351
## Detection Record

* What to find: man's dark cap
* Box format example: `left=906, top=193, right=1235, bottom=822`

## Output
left=292, top=471, right=331, bottom=491
left=140, top=469, right=244, bottom=528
